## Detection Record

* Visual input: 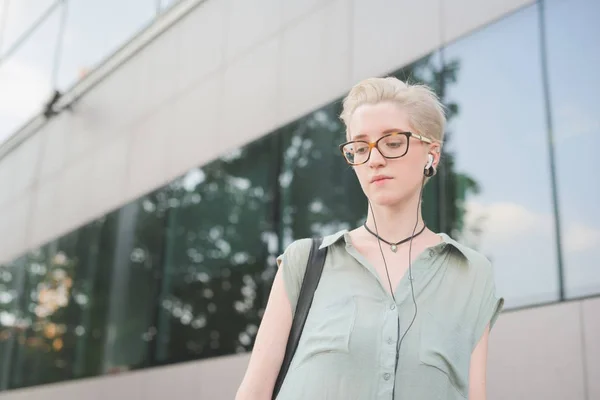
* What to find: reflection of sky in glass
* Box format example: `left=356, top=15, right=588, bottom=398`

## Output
left=0, top=0, right=56, bottom=55
left=444, top=4, right=560, bottom=308
left=0, top=0, right=157, bottom=144
left=56, top=0, right=156, bottom=90
left=545, top=0, right=600, bottom=298
left=0, top=6, right=59, bottom=142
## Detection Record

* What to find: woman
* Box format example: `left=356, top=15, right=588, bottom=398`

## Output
left=236, top=77, right=504, bottom=400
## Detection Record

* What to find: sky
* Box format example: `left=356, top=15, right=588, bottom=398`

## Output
left=0, top=0, right=598, bottom=309
left=0, top=0, right=161, bottom=142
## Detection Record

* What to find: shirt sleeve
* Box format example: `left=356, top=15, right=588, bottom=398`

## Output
left=472, top=260, right=504, bottom=346
left=276, top=238, right=313, bottom=316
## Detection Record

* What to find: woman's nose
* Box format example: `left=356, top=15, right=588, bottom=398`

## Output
left=368, top=146, right=386, bottom=166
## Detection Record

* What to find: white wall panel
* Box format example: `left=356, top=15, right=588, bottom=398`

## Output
left=279, top=0, right=351, bottom=124
left=28, top=176, right=61, bottom=250
left=38, top=115, right=69, bottom=181
left=225, top=0, right=283, bottom=61
left=10, top=133, right=42, bottom=196
left=0, top=193, right=31, bottom=263
left=56, top=155, right=94, bottom=237
left=352, top=0, right=441, bottom=83
left=582, top=297, right=600, bottom=400
left=221, top=37, right=280, bottom=149
left=487, top=302, right=586, bottom=400
left=127, top=105, right=172, bottom=200
left=0, top=150, right=14, bottom=207
left=90, top=134, right=132, bottom=218
left=144, top=23, right=182, bottom=114
left=282, top=0, right=333, bottom=26
left=177, top=0, right=227, bottom=95
left=167, top=74, right=221, bottom=180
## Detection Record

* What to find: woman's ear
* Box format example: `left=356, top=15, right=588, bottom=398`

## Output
left=430, top=143, right=441, bottom=168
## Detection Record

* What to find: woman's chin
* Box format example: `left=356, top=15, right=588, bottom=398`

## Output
left=367, top=191, right=407, bottom=207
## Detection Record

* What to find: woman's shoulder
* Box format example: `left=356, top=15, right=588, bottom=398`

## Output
left=437, top=233, right=494, bottom=276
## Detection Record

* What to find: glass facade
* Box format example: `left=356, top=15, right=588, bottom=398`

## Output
left=0, top=0, right=598, bottom=393
left=544, top=0, right=600, bottom=299
left=443, top=3, right=560, bottom=309
left=0, top=0, right=181, bottom=143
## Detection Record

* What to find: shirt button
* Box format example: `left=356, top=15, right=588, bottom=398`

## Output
left=383, top=373, right=391, bottom=381
left=428, top=249, right=435, bottom=257
left=387, top=337, right=394, bottom=345
left=390, top=304, right=396, bottom=310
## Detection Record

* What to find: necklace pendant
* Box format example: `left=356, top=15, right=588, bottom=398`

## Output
left=390, top=244, right=398, bottom=252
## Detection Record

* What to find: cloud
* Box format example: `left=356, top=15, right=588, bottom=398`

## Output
left=564, top=222, right=600, bottom=253
left=555, top=103, right=600, bottom=142
left=463, top=200, right=600, bottom=254
left=464, top=200, right=552, bottom=243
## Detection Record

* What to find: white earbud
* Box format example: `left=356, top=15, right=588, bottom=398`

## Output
left=425, top=154, right=434, bottom=169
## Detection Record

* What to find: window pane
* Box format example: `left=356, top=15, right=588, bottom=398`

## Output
left=545, top=0, right=600, bottom=299
left=155, top=136, right=276, bottom=363
left=56, top=0, right=156, bottom=91
left=443, top=3, right=559, bottom=309
left=4, top=218, right=107, bottom=389
left=96, top=194, right=166, bottom=373
left=0, top=0, right=56, bottom=55
left=7, top=244, right=54, bottom=389
left=0, top=257, right=27, bottom=391
left=0, top=6, right=60, bottom=143
left=277, top=101, right=364, bottom=246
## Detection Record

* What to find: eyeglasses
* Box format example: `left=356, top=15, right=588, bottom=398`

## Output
left=339, top=131, right=433, bottom=166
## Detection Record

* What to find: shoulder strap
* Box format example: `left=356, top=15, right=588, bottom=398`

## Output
left=272, top=237, right=327, bottom=399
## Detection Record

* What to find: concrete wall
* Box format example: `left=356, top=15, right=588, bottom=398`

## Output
left=0, top=0, right=534, bottom=265
left=0, top=296, right=596, bottom=400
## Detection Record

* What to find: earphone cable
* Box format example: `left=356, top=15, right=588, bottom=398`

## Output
left=369, top=173, right=427, bottom=393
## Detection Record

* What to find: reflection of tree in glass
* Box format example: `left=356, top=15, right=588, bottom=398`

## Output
left=5, top=243, right=79, bottom=388
left=154, top=135, right=275, bottom=363
left=395, top=54, right=481, bottom=242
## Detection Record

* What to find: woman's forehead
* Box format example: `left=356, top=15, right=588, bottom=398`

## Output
left=348, top=103, right=411, bottom=139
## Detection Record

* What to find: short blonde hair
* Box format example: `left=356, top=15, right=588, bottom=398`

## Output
left=340, top=77, right=446, bottom=144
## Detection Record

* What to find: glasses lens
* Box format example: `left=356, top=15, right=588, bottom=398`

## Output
left=342, top=142, right=369, bottom=164
left=379, top=134, right=408, bottom=158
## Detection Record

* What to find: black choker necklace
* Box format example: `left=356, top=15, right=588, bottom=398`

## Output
left=363, top=223, right=426, bottom=252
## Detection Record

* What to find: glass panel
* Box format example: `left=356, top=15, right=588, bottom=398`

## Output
left=443, top=3, right=559, bottom=309
left=56, top=0, right=157, bottom=91
left=95, top=194, right=166, bottom=373
left=545, top=0, right=600, bottom=299
left=155, top=136, right=276, bottom=363
left=7, top=244, right=53, bottom=389
left=0, top=0, right=56, bottom=55
left=0, top=6, right=60, bottom=144
left=158, top=0, right=180, bottom=13
left=0, top=257, right=27, bottom=391
left=5, top=218, right=106, bottom=389
left=277, top=101, right=364, bottom=247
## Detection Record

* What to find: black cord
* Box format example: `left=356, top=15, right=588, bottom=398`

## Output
left=369, top=174, right=426, bottom=395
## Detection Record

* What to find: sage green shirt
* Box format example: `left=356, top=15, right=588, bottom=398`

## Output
left=276, top=230, right=504, bottom=400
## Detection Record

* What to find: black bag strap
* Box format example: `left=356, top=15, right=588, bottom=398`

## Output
left=272, top=237, right=327, bottom=399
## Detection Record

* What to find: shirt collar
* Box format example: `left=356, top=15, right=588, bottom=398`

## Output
left=318, top=229, right=349, bottom=249
left=318, top=229, right=471, bottom=261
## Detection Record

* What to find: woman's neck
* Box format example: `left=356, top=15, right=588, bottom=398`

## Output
left=364, top=195, right=426, bottom=242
